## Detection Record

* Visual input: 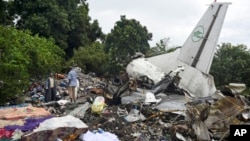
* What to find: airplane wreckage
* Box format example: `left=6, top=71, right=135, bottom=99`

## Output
left=2, top=2, right=250, bottom=141
left=127, top=2, right=229, bottom=98
left=122, top=2, right=249, bottom=140
left=124, top=2, right=231, bottom=113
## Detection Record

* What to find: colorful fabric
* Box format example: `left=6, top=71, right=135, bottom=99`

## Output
left=21, top=115, right=88, bottom=141
left=4, top=116, right=53, bottom=132
left=0, top=120, right=24, bottom=128
left=21, top=127, right=87, bottom=141
left=0, top=105, right=51, bottom=120
left=0, top=128, right=13, bottom=139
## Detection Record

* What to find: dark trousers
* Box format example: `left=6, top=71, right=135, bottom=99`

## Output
left=45, top=87, right=56, bottom=102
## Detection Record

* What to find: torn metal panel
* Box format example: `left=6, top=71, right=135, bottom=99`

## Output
left=147, top=50, right=216, bottom=98
left=205, top=96, right=246, bottom=136
left=121, top=91, right=146, bottom=104
left=151, top=75, right=173, bottom=95
left=191, top=121, right=210, bottom=141
left=126, top=58, right=166, bottom=85
left=221, top=83, right=246, bottom=96
left=154, top=95, right=186, bottom=115
left=186, top=102, right=210, bottom=122
left=165, top=122, right=196, bottom=141
left=186, top=102, right=211, bottom=141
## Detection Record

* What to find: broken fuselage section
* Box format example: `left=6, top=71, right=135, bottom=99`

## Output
left=127, top=2, right=231, bottom=98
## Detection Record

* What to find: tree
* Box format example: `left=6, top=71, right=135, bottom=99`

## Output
left=145, top=38, right=171, bottom=57
left=68, top=42, right=109, bottom=76
left=0, top=25, right=65, bottom=104
left=105, top=15, right=152, bottom=73
left=11, top=0, right=103, bottom=58
left=210, top=43, right=250, bottom=87
left=13, top=0, right=70, bottom=49
left=0, top=0, right=14, bottom=26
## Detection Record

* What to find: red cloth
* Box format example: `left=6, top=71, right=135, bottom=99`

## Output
left=0, top=128, right=13, bottom=138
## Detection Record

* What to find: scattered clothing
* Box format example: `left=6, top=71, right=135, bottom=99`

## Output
left=4, top=116, right=53, bottom=132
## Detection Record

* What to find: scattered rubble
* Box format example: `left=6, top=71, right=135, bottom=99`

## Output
left=0, top=67, right=250, bottom=141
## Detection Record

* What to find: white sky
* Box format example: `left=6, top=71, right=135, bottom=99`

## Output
left=88, top=0, right=250, bottom=48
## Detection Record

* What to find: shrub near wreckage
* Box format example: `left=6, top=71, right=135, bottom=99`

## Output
left=0, top=26, right=65, bottom=104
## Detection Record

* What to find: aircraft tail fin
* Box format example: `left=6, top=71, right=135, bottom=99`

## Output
left=178, top=2, right=231, bottom=73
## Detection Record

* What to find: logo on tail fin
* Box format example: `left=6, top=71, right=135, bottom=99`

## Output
left=192, top=25, right=204, bottom=42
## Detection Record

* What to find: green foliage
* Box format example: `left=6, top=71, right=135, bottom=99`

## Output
left=105, top=15, right=152, bottom=73
left=13, top=0, right=70, bottom=49
left=145, top=47, right=180, bottom=58
left=88, top=20, right=105, bottom=43
left=240, top=87, right=250, bottom=96
left=145, top=38, right=180, bottom=57
left=0, top=25, right=65, bottom=104
left=210, top=43, right=250, bottom=88
left=68, top=42, right=109, bottom=76
left=166, top=47, right=180, bottom=53
left=0, top=0, right=14, bottom=26
left=11, top=0, right=103, bottom=58
left=66, top=3, right=90, bottom=56
left=145, top=39, right=167, bottom=57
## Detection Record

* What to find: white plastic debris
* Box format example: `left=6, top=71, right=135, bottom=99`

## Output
left=57, top=100, right=70, bottom=106
left=242, top=111, right=250, bottom=120
left=91, top=96, right=106, bottom=114
left=32, top=115, right=88, bottom=132
left=80, top=130, right=120, bottom=141
left=11, top=129, right=24, bottom=140
left=69, top=102, right=91, bottom=118
left=124, top=108, right=146, bottom=122
left=144, top=92, right=161, bottom=105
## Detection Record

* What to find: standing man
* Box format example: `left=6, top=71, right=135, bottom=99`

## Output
left=45, top=73, right=57, bottom=102
left=67, top=66, right=77, bottom=103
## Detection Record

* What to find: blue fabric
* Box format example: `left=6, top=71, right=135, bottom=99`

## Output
left=59, top=81, right=67, bottom=87
left=36, top=85, right=43, bottom=92
left=67, top=69, right=77, bottom=86
left=4, top=116, right=53, bottom=132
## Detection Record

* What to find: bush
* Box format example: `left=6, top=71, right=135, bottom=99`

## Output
left=0, top=26, right=65, bottom=104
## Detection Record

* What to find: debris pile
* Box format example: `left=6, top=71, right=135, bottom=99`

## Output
left=0, top=67, right=250, bottom=141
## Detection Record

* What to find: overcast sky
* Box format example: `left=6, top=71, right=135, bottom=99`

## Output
left=88, top=0, right=250, bottom=48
